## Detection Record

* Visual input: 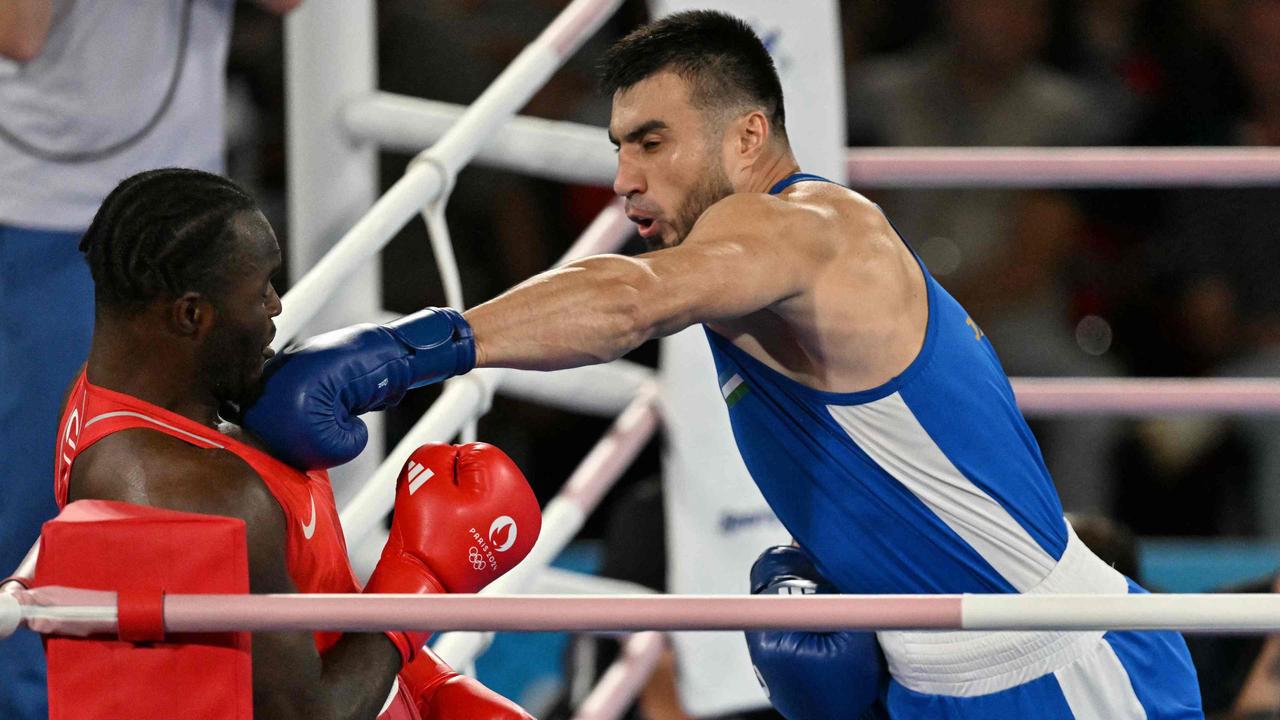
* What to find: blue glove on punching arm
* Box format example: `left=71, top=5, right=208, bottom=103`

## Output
left=746, top=546, right=888, bottom=720
left=242, top=307, right=475, bottom=470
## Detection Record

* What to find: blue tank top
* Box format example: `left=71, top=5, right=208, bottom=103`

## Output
left=705, top=173, right=1067, bottom=595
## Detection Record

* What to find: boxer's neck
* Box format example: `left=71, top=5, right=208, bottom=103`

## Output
left=85, top=316, right=220, bottom=428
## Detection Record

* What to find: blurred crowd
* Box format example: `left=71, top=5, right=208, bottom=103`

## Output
left=841, top=0, right=1280, bottom=540
left=224, top=0, right=1280, bottom=542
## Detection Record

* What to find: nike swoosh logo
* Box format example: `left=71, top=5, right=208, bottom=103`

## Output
left=301, top=492, right=317, bottom=540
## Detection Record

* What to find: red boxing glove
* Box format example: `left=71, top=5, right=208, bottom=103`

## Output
left=364, top=442, right=541, bottom=663
left=399, top=647, right=534, bottom=720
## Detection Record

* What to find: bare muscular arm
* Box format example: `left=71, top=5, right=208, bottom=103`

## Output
left=71, top=432, right=400, bottom=720
left=465, top=192, right=836, bottom=371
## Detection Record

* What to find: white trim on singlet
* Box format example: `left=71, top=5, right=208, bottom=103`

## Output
left=827, top=391, right=1055, bottom=591
left=1055, top=640, right=1148, bottom=720
left=82, top=410, right=226, bottom=450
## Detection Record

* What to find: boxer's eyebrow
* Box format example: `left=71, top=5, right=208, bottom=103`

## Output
left=608, top=119, right=668, bottom=147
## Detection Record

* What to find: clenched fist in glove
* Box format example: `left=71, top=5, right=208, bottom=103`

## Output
left=745, top=546, right=887, bottom=720
left=364, top=442, right=541, bottom=663
left=242, top=307, right=475, bottom=470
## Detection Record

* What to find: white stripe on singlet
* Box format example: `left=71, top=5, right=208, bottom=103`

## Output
left=1055, top=639, right=1147, bottom=720
left=82, top=411, right=226, bottom=450
left=827, top=391, right=1055, bottom=591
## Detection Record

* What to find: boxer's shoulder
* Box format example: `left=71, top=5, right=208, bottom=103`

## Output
left=71, top=426, right=294, bottom=591
left=72, top=427, right=281, bottom=529
left=692, top=191, right=844, bottom=261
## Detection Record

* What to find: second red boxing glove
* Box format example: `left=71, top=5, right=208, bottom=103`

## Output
left=364, top=442, right=541, bottom=662
left=398, top=647, right=534, bottom=720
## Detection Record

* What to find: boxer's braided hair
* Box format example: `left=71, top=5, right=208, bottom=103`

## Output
left=79, top=168, right=258, bottom=314
left=600, top=10, right=787, bottom=140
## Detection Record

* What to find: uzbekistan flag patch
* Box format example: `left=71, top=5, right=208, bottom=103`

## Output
left=720, top=371, right=749, bottom=408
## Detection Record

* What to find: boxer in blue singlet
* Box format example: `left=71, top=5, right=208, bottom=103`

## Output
left=243, top=10, right=1204, bottom=719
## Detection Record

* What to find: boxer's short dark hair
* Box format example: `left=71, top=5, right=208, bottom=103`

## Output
left=79, top=168, right=258, bottom=314
left=600, top=10, right=787, bottom=139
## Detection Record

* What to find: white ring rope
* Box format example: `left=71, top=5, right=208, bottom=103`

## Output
left=336, top=199, right=646, bottom=550
left=420, top=191, right=480, bottom=443
left=345, top=93, right=617, bottom=187
left=272, top=0, right=624, bottom=348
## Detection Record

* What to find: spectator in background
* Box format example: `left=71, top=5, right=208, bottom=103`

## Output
left=1225, top=574, right=1280, bottom=719
left=0, top=2, right=300, bottom=717
left=846, top=0, right=1123, bottom=516
left=1046, top=0, right=1173, bottom=142
left=1133, top=0, right=1280, bottom=538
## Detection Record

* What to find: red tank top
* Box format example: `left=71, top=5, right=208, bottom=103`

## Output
left=54, top=370, right=362, bottom=652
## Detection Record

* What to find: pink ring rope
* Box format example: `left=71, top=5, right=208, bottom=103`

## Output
left=12, top=588, right=1280, bottom=638
left=845, top=147, right=1280, bottom=187
left=1012, top=378, right=1280, bottom=415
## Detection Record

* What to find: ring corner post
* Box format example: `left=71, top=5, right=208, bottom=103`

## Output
left=284, top=0, right=383, bottom=499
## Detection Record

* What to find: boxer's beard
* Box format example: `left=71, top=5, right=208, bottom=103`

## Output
left=202, top=323, right=266, bottom=413
left=660, top=160, right=734, bottom=250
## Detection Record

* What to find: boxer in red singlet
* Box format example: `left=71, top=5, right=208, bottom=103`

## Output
left=51, top=168, right=538, bottom=719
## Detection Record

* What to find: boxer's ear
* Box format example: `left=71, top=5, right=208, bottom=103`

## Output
left=170, top=291, right=214, bottom=339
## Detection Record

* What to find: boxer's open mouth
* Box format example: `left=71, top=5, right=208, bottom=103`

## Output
left=628, top=213, right=658, bottom=238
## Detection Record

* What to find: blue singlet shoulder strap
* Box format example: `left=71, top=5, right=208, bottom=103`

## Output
left=767, top=172, right=834, bottom=196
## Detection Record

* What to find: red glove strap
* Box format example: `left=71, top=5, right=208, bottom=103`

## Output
left=399, top=646, right=456, bottom=707
left=117, top=589, right=165, bottom=643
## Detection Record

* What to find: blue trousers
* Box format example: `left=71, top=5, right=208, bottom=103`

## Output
left=0, top=224, right=93, bottom=720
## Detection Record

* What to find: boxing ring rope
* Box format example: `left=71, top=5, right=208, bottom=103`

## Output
left=12, top=590, right=1280, bottom=637
left=338, top=200, right=652, bottom=551
left=1012, top=378, right=1280, bottom=416
left=343, top=94, right=1280, bottom=188
left=495, top=342, right=1280, bottom=420
left=571, top=633, right=666, bottom=720
left=844, top=147, right=1280, bottom=188
left=271, top=0, right=624, bottom=348
left=345, top=93, right=617, bottom=187
left=501, top=371, right=1280, bottom=419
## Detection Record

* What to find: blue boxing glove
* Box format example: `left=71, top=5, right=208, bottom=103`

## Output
left=746, top=546, right=888, bottom=720
left=241, top=307, right=475, bottom=469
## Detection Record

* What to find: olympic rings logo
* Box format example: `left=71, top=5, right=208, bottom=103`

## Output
left=468, top=547, right=486, bottom=571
